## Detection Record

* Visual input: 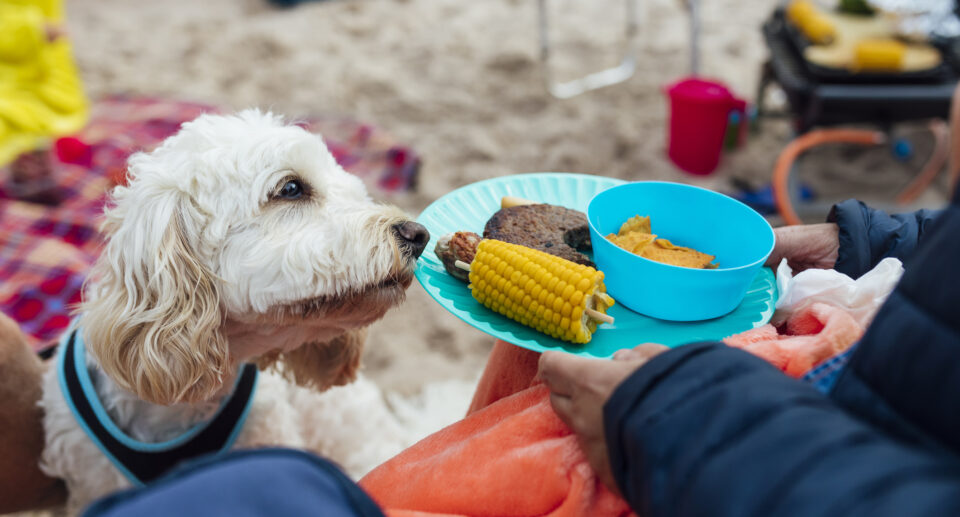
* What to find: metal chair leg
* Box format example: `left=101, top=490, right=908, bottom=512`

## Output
left=537, top=0, right=639, bottom=99
left=687, top=0, right=700, bottom=76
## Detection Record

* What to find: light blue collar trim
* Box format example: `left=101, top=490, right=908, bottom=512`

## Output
left=56, top=321, right=258, bottom=485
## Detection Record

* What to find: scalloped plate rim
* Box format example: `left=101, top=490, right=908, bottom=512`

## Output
left=414, top=173, right=777, bottom=358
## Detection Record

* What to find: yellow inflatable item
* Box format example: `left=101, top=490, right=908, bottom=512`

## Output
left=786, top=0, right=836, bottom=45
left=853, top=39, right=907, bottom=71
left=0, top=0, right=88, bottom=166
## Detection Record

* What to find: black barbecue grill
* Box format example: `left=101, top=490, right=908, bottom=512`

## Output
left=757, top=6, right=960, bottom=225
left=757, top=7, right=960, bottom=133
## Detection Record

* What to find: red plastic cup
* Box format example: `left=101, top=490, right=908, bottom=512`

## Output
left=665, top=77, right=746, bottom=175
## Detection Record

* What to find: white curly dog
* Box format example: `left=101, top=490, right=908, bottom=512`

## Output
left=39, top=110, right=431, bottom=514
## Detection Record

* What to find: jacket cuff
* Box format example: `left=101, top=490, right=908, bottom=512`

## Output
left=827, top=199, right=872, bottom=279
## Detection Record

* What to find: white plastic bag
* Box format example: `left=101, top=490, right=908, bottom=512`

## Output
left=773, top=257, right=904, bottom=328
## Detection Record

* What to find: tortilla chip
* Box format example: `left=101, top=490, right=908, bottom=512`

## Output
left=641, top=240, right=716, bottom=269
left=617, top=215, right=651, bottom=236
left=607, top=232, right=656, bottom=254
left=653, top=238, right=681, bottom=250
left=611, top=215, right=718, bottom=269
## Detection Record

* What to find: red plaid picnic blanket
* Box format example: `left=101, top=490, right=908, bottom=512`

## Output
left=0, top=96, right=420, bottom=351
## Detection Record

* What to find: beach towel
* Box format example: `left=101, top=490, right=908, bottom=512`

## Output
left=0, top=96, right=420, bottom=351
left=360, top=304, right=865, bottom=517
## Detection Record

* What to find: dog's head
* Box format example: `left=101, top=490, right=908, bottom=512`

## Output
left=80, top=110, right=429, bottom=405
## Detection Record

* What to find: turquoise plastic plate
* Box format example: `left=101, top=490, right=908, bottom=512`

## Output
left=415, top=173, right=778, bottom=358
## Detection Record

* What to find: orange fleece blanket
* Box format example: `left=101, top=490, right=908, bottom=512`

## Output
left=359, top=303, right=863, bottom=517
left=723, top=302, right=864, bottom=378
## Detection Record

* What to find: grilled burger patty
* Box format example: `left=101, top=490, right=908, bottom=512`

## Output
left=483, top=204, right=594, bottom=267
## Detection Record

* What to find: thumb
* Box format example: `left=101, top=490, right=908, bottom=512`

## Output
left=613, top=348, right=642, bottom=361
left=538, top=351, right=594, bottom=397
left=613, top=343, right=669, bottom=362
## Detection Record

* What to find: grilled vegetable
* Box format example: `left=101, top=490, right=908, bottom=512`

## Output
left=853, top=39, right=906, bottom=71
left=838, top=0, right=873, bottom=16
left=435, top=231, right=482, bottom=282
left=462, top=239, right=614, bottom=344
left=786, top=0, right=835, bottom=45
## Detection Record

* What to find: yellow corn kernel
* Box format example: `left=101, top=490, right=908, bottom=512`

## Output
left=467, top=240, right=615, bottom=344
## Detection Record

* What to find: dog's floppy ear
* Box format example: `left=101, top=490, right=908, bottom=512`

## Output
left=256, top=328, right=367, bottom=391
left=81, top=169, right=228, bottom=406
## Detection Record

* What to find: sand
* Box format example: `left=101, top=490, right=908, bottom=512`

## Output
left=62, top=0, right=950, bottom=402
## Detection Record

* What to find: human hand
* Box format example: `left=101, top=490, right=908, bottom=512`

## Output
left=765, top=223, right=839, bottom=273
left=538, top=344, right=669, bottom=495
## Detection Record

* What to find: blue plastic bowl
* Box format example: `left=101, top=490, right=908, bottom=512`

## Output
left=587, top=181, right=775, bottom=321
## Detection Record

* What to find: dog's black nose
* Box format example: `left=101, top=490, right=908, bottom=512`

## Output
left=394, top=221, right=430, bottom=259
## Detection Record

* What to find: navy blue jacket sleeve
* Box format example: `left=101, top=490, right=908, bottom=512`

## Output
left=604, top=342, right=960, bottom=517
left=830, top=193, right=960, bottom=453
left=827, top=200, right=941, bottom=279
left=83, top=449, right=384, bottom=517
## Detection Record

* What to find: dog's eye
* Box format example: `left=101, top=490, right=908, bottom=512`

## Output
left=278, top=179, right=305, bottom=200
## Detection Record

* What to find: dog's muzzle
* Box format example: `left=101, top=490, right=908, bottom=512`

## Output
left=393, top=221, right=430, bottom=259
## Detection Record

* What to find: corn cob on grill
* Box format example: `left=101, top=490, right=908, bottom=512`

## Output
left=465, top=239, right=614, bottom=344
left=852, top=39, right=906, bottom=71
left=786, top=0, right=835, bottom=45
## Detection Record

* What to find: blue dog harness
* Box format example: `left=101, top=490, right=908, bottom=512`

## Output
left=57, top=326, right=258, bottom=486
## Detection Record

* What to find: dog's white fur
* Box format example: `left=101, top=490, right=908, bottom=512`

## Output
left=39, top=110, right=422, bottom=514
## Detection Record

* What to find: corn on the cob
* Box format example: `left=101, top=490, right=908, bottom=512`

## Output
left=465, top=239, right=614, bottom=344
left=853, top=39, right=906, bottom=71
left=786, top=0, right=835, bottom=45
